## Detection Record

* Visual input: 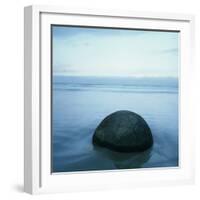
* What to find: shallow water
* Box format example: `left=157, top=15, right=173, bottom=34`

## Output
left=52, top=76, right=178, bottom=173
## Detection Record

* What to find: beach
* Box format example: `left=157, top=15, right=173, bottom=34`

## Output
left=52, top=76, right=179, bottom=173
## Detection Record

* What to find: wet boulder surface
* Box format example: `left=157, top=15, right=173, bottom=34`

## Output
left=92, top=110, right=153, bottom=152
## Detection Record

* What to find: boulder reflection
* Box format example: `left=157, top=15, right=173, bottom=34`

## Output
left=93, top=145, right=152, bottom=169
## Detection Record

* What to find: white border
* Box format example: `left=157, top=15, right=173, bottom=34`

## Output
left=24, top=5, right=195, bottom=194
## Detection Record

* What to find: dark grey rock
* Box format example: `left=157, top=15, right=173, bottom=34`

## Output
left=92, top=110, right=153, bottom=152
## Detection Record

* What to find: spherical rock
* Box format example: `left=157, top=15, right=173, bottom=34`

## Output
left=92, top=110, right=153, bottom=152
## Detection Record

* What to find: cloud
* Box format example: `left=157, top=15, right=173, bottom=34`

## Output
left=52, top=25, right=147, bottom=40
left=159, top=48, right=178, bottom=54
left=52, top=26, right=179, bottom=77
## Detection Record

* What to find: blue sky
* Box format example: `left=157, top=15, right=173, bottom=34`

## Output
left=52, top=26, right=179, bottom=77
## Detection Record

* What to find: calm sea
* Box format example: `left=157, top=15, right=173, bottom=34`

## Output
left=52, top=76, right=178, bottom=173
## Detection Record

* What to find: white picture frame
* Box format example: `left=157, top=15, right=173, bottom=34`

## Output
left=24, top=5, right=195, bottom=194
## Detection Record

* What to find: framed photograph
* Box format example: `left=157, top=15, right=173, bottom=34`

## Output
left=24, top=5, right=195, bottom=194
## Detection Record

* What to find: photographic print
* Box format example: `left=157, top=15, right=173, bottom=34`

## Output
left=51, top=25, right=179, bottom=173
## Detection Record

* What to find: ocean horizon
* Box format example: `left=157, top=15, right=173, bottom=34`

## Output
left=53, top=75, right=178, bottom=93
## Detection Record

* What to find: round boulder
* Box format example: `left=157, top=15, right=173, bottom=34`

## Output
left=92, top=110, right=153, bottom=152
